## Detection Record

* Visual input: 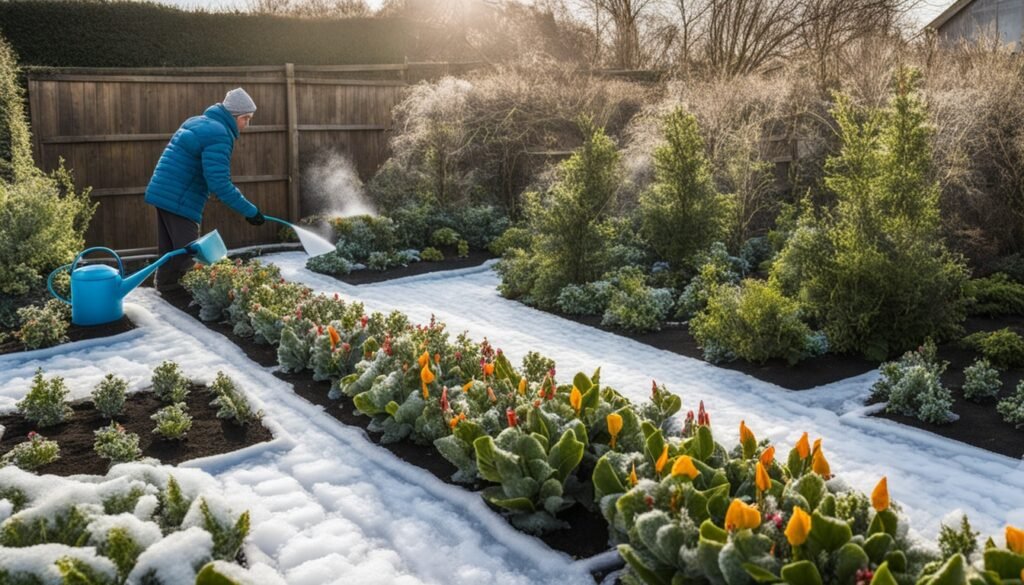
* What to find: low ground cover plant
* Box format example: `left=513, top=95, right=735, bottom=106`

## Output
left=209, top=372, right=260, bottom=426
left=16, top=368, right=72, bottom=427
left=151, top=360, right=190, bottom=403
left=871, top=342, right=955, bottom=424
left=93, top=422, right=142, bottom=465
left=997, top=381, right=1024, bottom=428
left=13, top=298, right=69, bottom=350
left=961, top=358, right=1002, bottom=402
left=965, top=273, right=1024, bottom=317
left=0, top=431, right=59, bottom=470
left=961, top=328, right=1024, bottom=369
left=151, top=402, right=193, bottom=440
left=92, top=373, right=128, bottom=419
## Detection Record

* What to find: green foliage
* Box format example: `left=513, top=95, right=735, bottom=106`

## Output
left=521, top=351, right=556, bottom=385
left=0, top=432, right=60, bottom=470
left=102, top=486, right=145, bottom=515
left=195, top=563, right=243, bottom=585
left=92, top=374, right=127, bottom=419
left=92, top=423, right=141, bottom=465
left=97, top=527, right=142, bottom=583
left=691, top=279, right=815, bottom=365
left=966, top=273, right=1024, bottom=317
left=996, top=380, right=1024, bottom=428
left=961, top=358, right=1001, bottom=402
left=431, top=227, right=461, bottom=247
left=556, top=281, right=614, bottom=316
left=158, top=476, right=191, bottom=531
left=457, top=239, right=470, bottom=258
left=454, top=205, right=509, bottom=249
left=0, top=2, right=417, bottom=67
left=489, top=225, right=531, bottom=257
left=1, top=505, right=91, bottom=547
left=14, top=299, right=69, bottom=350
left=600, top=267, right=675, bottom=333
left=0, top=165, right=96, bottom=296
left=962, top=328, right=1024, bottom=369
left=151, top=361, right=190, bottom=403
left=305, top=251, right=353, bottom=276
left=676, top=242, right=742, bottom=319
left=872, top=342, right=955, bottom=425
left=151, top=403, right=193, bottom=440
left=209, top=372, right=259, bottom=426
left=771, top=69, right=968, bottom=360
left=330, top=214, right=398, bottom=261
left=17, top=368, right=72, bottom=427
left=199, top=498, right=250, bottom=561
left=55, top=557, right=117, bottom=585
left=937, top=515, right=979, bottom=559
left=639, top=108, right=733, bottom=273
left=0, top=34, right=32, bottom=183
left=496, top=118, right=623, bottom=309
left=420, top=247, right=444, bottom=262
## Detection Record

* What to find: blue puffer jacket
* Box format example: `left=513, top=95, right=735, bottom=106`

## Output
left=144, top=104, right=258, bottom=223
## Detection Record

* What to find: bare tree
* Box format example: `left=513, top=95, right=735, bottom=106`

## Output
left=674, top=0, right=710, bottom=71
left=247, top=0, right=371, bottom=17
left=703, top=0, right=802, bottom=76
left=594, top=0, right=661, bottom=69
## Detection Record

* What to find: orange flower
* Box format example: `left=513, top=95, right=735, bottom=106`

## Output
left=759, top=446, right=775, bottom=468
left=483, top=362, right=495, bottom=376
left=671, top=455, right=700, bottom=480
left=795, top=432, right=810, bottom=460
left=1007, top=525, right=1024, bottom=555
left=724, top=499, right=760, bottom=531
left=755, top=461, right=771, bottom=493
left=628, top=463, right=638, bottom=487
left=420, top=365, right=435, bottom=399
left=785, top=506, right=812, bottom=546
left=606, top=413, right=623, bottom=449
left=569, top=386, right=582, bottom=413
left=518, top=377, right=527, bottom=395
left=740, top=420, right=756, bottom=446
left=487, top=386, right=497, bottom=402
left=462, top=380, right=475, bottom=393
left=813, top=438, right=822, bottom=455
left=655, top=445, right=669, bottom=475
left=418, top=351, right=430, bottom=369
left=449, top=413, right=466, bottom=430
left=872, top=477, right=889, bottom=512
left=812, top=448, right=832, bottom=479
left=327, top=325, right=341, bottom=349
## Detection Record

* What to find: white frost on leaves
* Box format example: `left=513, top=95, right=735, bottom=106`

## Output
left=86, top=512, right=164, bottom=550
left=126, top=526, right=213, bottom=583
left=0, top=544, right=117, bottom=585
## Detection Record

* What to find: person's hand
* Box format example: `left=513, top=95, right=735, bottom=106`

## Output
left=246, top=210, right=265, bottom=226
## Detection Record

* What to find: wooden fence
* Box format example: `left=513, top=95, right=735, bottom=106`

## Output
left=25, top=62, right=481, bottom=256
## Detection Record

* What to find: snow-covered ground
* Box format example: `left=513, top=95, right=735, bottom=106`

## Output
left=262, top=252, right=1024, bottom=544
left=2, top=252, right=1021, bottom=584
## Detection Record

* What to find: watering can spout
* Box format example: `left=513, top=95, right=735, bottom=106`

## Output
left=118, top=230, right=228, bottom=298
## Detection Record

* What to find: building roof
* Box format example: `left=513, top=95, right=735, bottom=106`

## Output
left=926, top=0, right=976, bottom=31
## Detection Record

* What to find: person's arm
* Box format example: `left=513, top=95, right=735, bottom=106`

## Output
left=201, top=139, right=259, bottom=219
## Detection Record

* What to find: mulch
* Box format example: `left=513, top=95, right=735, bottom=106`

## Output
left=870, top=315, right=1024, bottom=460
left=0, top=315, right=135, bottom=356
left=160, top=288, right=614, bottom=567
left=0, top=383, right=273, bottom=476
left=335, top=248, right=494, bottom=286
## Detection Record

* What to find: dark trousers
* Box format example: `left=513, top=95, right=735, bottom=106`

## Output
left=155, top=208, right=200, bottom=292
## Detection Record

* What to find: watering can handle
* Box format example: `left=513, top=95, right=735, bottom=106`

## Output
left=71, top=247, right=124, bottom=276
left=47, top=264, right=73, bottom=304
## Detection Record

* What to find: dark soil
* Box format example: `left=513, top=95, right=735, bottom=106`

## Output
left=336, top=248, right=493, bottom=286
left=563, top=314, right=876, bottom=391
left=0, top=315, right=135, bottom=356
left=0, top=383, right=273, bottom=476
left=159, top=288, right=614, bottom=567
left=871, top=315, right=1024, bottom=460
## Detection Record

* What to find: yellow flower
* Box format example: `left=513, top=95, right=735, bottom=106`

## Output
left=796, top=432, right=810, bottom=460
left=449, top=413, right=466, bottom=430
left=724, top=499, right=761, bottom=531
left=418, top=351, right=430, bottom=369
left=628, top=463, right=638, bottom=487
left=570, top=386, right=582, bottom=413
left=785, top=506, right=812, bottom=546
left=655, top=445, right=669, bottom=475
left=671, top=455, right=700, bottom=480
left=606, top=413, right=623, bottom=449
left=1007, top=525, right=1024, bottom=555
left=759, top=446, right=775, bottom=468
left=872, top=477, right=889, bottom=512
left=518, top=377, right=527, bottom=395
left=420, top=365, right=435, bottom=399
left=462, top=380, right=475, bottom=393
left=812, top=448, right=832, bottom=479
left=755, top=461, right=771, bottom=493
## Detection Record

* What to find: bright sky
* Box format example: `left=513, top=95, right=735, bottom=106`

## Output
left=156, top=0, right=955, bottom=28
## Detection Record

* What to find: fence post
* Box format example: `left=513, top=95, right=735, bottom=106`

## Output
left=285, top=63, right=301, bottom=222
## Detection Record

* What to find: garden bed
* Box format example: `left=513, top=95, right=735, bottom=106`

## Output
left=561, top=314, right=876, bottom=391
left=159, top=288, right=613, bottom=563
left=0, top=315, right=135, bottom=356
left=334, top=248, right=494, bottom=285
left=0, top=383, right=273, bottom=476
left=871, top=315, right=1024, bottom=459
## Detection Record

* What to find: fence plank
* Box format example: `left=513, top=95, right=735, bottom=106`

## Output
left=285, top=63, right=301, bottom=222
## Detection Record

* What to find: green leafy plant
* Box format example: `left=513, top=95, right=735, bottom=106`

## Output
left=14, top=299, right=69, bottom=350
left=0, top=431, right=60, bottom=470
left=151, top=361, right=190, bottom=403
left=457, top=239, right=470, bottom=258
left=872, top=341, right=955, bottom=424
left=151, top=402, right=193, bottom=440
left=305, top=251, right=353, bottom=276
left=937, top=514, right=979, bottom=559
left=676, top=242, right=742, bottom=319
left=92, top=373, right=128, bottom=419
left=962, top=328, right=1024, bottom=369
left=431, top=227, right=461, bottom=247
left=208, top=372, right=259, bottom=426
left=93, top=422, right=141, bottom=465
left=600, top=267, right=674, bottom=333
left=556, top=281, right=614, bottom=316
left=996, top=380, right=1024, bottom=428
left=16, top=368, right=72, bottom=427
left=962, top=358, right=1001, bottom=402
left=965, top=272, right=1024, bottom=317
left=199, top=498, right=251, bottom=561
left=158, top=475, right=192, bottom=531
left=420, top=247, right=444, bottom=262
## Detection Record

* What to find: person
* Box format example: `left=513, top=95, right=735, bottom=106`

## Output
left=144, top=87, right=266, bottom=293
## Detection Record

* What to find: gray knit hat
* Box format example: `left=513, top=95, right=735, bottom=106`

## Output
left=222, top=88, right=257, bottom=115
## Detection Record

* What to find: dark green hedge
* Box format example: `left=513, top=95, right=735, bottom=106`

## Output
left=0, top=1, right=423, bottom=67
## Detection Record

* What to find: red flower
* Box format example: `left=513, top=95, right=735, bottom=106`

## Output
left=27, top=431, right=38, bottom=439
left=506, top=408, right=518, bottom=428
left=440, top=387, right=450, bottom=412
left=360, top=315, right=369, bottom=328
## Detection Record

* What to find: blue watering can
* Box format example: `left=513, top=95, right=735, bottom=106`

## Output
left=48, top=230, right=228, bottom=326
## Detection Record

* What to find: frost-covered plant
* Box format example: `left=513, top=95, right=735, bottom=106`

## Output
left=873, top=342, right=955, bottom=424
left=961, top=328, right=1024, bottom=369
left=247, top=281, right=311, bottom=345
left=305, top=251, right=353, bottom=276
left=208, top=372, right=259, bottom=426
left=93, top=423, right=142, bottom=465
left=556, top=281, right=614, bottom=316
left=151, top=361, right=190, bottom=403
left=181, top=259, right=243, bottom=322
left=431, top=227, right=461, bottom=247
left=151, top=403, right=193, bottom=440
left=16, top=368, right=72, bottom=427
left=330, top=214, right=398, bottom=260
left=367, top=251, right=392, bottom=271
left=521, top=351, right=555, bottom=384
left=198, top=497, right=251, bottom=561
left=996, top=380, right=1024, bottom=428
left=420, top=247, right=444, bottom=262
left=601, top=267, right=674, bottom=333
left=0, top=431, right=60, bottom=470
left=962, top=358, right=1001, bottom=402
left=92, top=373, right=128, bottom=419
left=938, top=515, right=979, bottom=558
left=676, top=242, right=742, bottom=319
left=14, top=299, right=69, bottom=350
